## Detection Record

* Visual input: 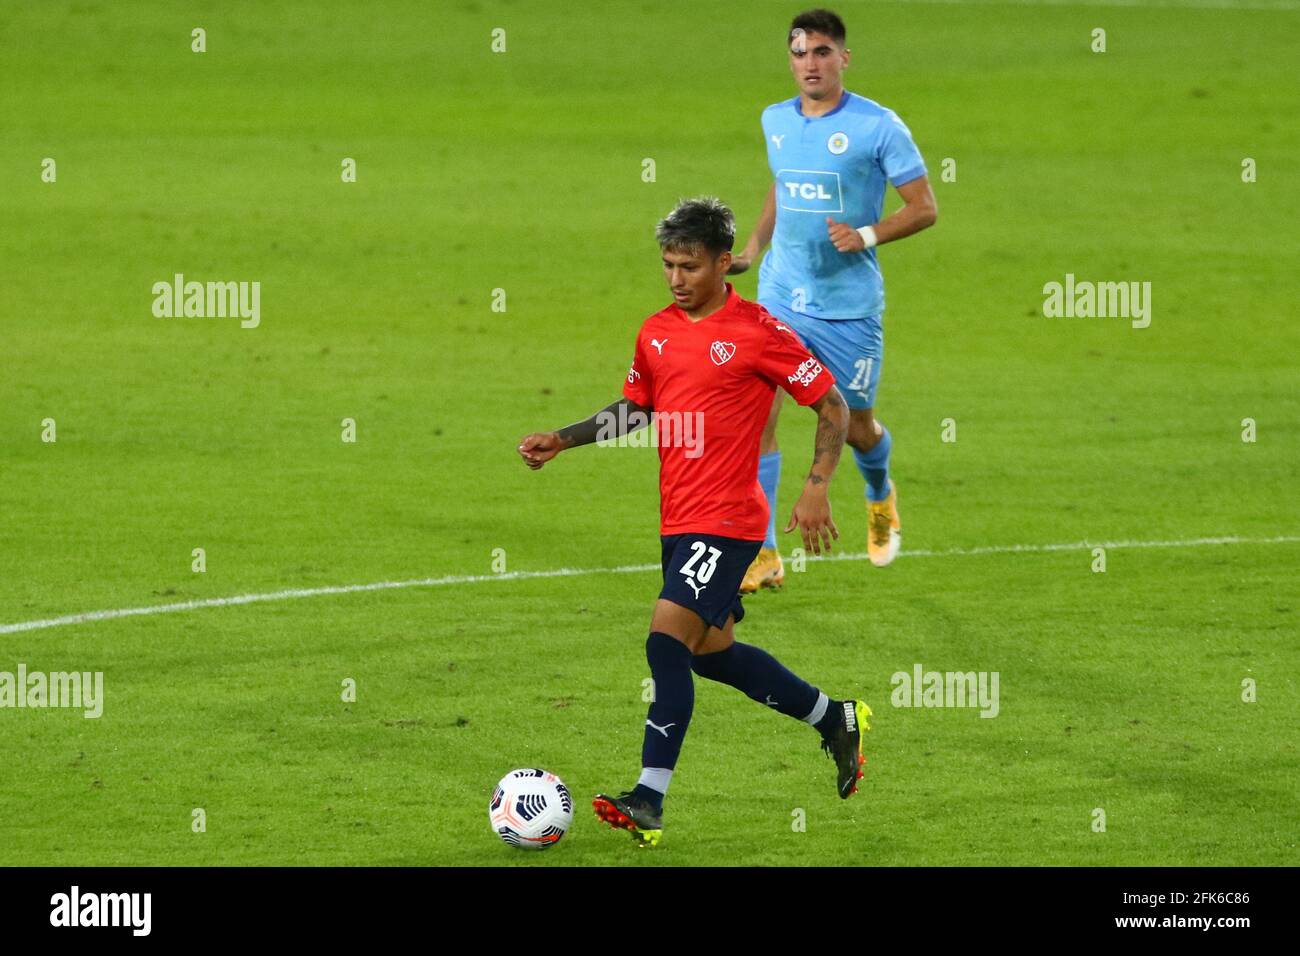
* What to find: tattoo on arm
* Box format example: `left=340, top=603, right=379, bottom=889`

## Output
left=808, top=387, right=848, bottom=483
left=555, top=398, right=652, bottom=450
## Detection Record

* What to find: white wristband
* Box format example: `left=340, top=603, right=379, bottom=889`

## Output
left=856, top=225, right=879, bottom=249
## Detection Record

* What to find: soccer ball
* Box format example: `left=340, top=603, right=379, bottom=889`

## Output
left=489, top=768, right=574, bottom=850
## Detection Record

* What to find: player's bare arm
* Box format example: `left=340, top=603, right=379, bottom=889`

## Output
left=784, top=384, right=848, bottom=555
left=518, top=397, right=652, bottom=470
left=728, top=183, right=777, bottom=275
left=827, top=175, right=938, bottom=252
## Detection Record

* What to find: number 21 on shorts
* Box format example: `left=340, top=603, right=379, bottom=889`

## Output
left=848, top=357, right=874, bottom=391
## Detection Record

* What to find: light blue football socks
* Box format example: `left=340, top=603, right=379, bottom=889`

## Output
left=758, top=450, right=781, bottom=548
left=853, top=425, right=892, bottom=502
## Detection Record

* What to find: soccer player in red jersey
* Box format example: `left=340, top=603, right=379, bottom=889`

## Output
left=518, top=198, right=872, bottom=846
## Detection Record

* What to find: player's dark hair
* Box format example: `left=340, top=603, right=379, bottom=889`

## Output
left=655, top=197, right=736, bottom=257
left=790, top=8, right=846, bottom=46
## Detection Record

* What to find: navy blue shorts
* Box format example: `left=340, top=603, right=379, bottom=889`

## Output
left=659, top=533, right=763, bottom=629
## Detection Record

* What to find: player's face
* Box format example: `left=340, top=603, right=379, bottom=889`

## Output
left=662, top=247, right=731, bottom=312
left=788, top=30, right=849, bottom=99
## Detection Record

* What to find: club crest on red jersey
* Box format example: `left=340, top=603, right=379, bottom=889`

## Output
left=709, top=341, right=736, bottom=366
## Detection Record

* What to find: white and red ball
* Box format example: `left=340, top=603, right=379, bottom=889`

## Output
left=489, top=768, right=574, bottom=850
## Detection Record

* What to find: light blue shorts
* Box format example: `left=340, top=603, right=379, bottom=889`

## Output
left=760, top=300, right=883, bottom=409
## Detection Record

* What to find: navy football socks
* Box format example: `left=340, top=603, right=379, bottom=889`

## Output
left=636, top=632, right=695, bottom=811
left=691, top=641, right=829, bottom=725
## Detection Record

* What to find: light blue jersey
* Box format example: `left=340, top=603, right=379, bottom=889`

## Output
left=757, top=90, right=926, bottom=320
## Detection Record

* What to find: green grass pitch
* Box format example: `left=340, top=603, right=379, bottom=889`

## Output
left=1, top=0, right=1296, bottom=866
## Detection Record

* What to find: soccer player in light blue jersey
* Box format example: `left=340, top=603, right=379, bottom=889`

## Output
left=731, top=7, right=938, bottom=589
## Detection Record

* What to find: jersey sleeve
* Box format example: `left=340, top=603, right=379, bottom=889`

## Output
left=755, top=320, right=835, bottom=407
left=878, top=109, right=927, bottom=188
left=622, top=330, right=653, bottom=407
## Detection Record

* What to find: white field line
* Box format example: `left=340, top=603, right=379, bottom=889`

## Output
left=876, top=0, right=1299, bottom=11
left=1, top=534, right=1297, bottom=636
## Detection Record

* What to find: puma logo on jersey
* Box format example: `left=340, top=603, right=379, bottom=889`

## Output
left=651, top=338, right=668, bottom=354
left=771, top=134, right=785, bottom=149
left=685, top=579, right=706, bottom=599
left=646, top=719, right=676, bottom=737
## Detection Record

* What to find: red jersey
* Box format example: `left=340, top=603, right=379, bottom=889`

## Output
left=622, top=283, right=835, bottom=539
